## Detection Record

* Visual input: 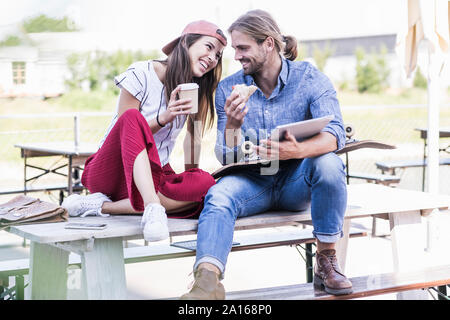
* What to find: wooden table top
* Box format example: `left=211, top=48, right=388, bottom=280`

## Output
left=14, top=141, right=98, bottom=157
left=7, top=184, right=450, bottom=244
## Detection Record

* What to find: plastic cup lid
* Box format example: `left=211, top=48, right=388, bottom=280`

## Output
left=179, top=83, right=199, bottom=90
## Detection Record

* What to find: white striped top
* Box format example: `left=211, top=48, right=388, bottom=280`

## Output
left=99, top=60, right=187, bottom=167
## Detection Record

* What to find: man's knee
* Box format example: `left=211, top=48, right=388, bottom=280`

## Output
left=201, top=179, right=241, bottom=220
left=305, top=153, right=346, bottom=184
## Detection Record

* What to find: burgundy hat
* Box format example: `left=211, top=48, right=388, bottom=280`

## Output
left=162, top=20, right=227, bottom=56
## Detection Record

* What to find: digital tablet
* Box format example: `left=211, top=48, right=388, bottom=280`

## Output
left=270, top=115, right=334, bottom=141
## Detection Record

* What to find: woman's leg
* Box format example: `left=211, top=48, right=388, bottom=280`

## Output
left=102, top=193, right=197, bottom=214
left=100, top=147, right=196, bottom=214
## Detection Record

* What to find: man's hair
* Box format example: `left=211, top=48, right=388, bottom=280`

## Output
left=228, top=9, right=298, bottom=61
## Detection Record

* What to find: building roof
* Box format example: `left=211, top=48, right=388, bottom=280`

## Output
left=300, top=34, right=396, bottom=57
left=0, top=45, right=38, bottom=61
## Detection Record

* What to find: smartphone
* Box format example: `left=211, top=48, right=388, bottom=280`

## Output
left=65, top=222, right=107, bottom=230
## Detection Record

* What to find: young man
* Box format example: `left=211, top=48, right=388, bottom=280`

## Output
left=181, top=10, right=351, bottom=299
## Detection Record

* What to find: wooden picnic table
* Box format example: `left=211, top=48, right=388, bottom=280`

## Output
left=6, top=183, right=450, bottom=300
left=13, top=142, right=97, bottom=197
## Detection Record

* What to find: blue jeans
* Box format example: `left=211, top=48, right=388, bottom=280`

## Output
left=194, top=152, right=347, bottom=278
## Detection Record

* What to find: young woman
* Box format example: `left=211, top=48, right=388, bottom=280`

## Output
left=62, top=20, right=227, bottom=242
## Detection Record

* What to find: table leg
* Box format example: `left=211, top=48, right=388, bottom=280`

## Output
left=68, top=155, right=73, bottom=195
left=28, top=241, right=69, bottom=299
left=335, top=219, right=350, bottom=273
left=23, top=155, right=27, bottom=195
left=422, top=140, right=427, bottom=192
left=389, top=210, right=429, bottom=300
left=80, top=237, right=127, bottom=299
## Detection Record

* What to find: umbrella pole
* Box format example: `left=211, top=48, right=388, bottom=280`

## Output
left=425, top=47, right=441, bottom=253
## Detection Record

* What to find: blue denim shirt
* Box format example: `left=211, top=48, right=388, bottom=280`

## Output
left=214, top=58, right=346, bottom=165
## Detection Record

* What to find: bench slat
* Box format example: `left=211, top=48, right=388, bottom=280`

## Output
left=226, top=264, right=450, bottom=300
left=376, top=158, right=450, bottom=171
left=0, top=228, right=367, bottom=276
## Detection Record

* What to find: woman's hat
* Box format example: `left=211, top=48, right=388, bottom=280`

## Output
left=162, top=20, right=227, bottom=56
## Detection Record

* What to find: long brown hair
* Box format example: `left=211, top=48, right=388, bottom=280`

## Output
left=228, top=9, right=297, bottom=61
left=157, top=34, right=224, bottom=134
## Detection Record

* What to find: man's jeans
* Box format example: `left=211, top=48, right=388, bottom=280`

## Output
left=194, top=152, right=347, bottom=278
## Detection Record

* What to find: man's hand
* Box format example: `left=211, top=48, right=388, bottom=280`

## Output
left=224, top=91, right=247, bottom=129
left=255, top=131, right=302, bottom=161
left=255, top=131, right=338, bottom=161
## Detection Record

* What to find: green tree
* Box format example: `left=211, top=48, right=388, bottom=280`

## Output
left=355, top=45, right=390, bottom=93
left=295, top=43, right=307, bottom=61
left=0, top=35, right=22, bottom=47
left=22, top=14, right=78, bottom=33
left=312, top=42, right=335, bottom=72
left=66, top=50, right=161, bottom=93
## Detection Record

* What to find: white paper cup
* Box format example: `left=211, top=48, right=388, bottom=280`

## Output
left=178, top=83, right=199, bottom=114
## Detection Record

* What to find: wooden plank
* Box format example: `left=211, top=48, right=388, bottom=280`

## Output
left=15, top=142, right=97, bottom=157
left=7, top=184, right=450, bottom=243
left=376, top=158, right=450, bottom=170
left=226, top=264, right=450, bottom=300
left=335, top=219, right=350, bottom=272
left=28, top=242, right=69, bottom=300
left=81, top=237, right=127, bottom=300
left=389, top=210, right=429, bottom=299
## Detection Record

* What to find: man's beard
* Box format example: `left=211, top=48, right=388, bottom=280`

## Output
left=242, top=52, right=266, bottom=75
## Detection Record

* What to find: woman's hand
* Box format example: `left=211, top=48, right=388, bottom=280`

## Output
left=158, top=86, right=193, bottom=126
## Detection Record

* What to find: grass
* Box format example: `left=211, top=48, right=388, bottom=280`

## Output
left=337, top=87, right=430, bottom=106
left=1, top=86, right=449, bottom=180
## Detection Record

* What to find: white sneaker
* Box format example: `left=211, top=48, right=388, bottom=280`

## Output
left=141, top=203, right=169, bottom=241
left=62, top=192, right=111, bottom=217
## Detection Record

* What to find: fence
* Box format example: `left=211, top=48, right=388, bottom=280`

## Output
left=0, top=105, right=449, bottom=200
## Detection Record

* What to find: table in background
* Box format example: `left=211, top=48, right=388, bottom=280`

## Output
left=13, top=142, right=97, bottom=201
left=414, top=128, right=450, bottom=191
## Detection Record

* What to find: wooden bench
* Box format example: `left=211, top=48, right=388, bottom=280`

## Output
left=226, top=264, right=450, bottom=300
left=376, top=158, right=450, bottom=175
left=0, top=226, right=367, bottom=300
left=3, top=184, right=450, bottom=300
left=347, top=172, right=400, bottom=186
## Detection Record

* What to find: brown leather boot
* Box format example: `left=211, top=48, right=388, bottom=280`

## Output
left=314, top=249, right=353, bottom=295
left=180, top=268, right=225, bottom=300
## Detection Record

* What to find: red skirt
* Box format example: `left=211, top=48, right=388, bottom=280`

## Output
left=81, top=109, right=215, bottom=218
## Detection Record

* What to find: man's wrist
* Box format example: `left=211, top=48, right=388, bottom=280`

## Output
left=225, top=120, right=241, bottom=130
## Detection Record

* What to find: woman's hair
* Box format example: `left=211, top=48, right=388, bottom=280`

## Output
left=228, top=9, right=297, bottom=61
left=157, top=34, right=224, bottom=134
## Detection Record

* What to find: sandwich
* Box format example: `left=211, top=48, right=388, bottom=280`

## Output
left=231, top=84, right=257, bottom=103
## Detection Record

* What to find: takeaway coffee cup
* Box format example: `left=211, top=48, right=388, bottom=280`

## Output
left=178, top=83, right=199, bottom=114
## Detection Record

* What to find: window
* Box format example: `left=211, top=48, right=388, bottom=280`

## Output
left=12, top=62, right=26, bottom=85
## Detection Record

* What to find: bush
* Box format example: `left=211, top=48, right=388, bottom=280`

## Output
left=66, top=50, right=161, bottom=94
left=413, top=67, right=427, bottom=89
left=312, top=43, right=335, bottom=72
left=355, top=45, right=390, bottom=93
left=0, top=35, right=22, bottom=47
left=22, top=14, right=78, bottom=33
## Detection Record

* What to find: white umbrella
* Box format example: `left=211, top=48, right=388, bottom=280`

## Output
left=396, top=0, right=449, bottom=195
left=395, top=0, right=449, bottom=298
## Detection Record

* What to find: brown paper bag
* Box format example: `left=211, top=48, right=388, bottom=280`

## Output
left=0, top=195, right=68, bottom=229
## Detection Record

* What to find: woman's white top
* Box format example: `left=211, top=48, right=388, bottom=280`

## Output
left=99, top=60, right=187, bottom=167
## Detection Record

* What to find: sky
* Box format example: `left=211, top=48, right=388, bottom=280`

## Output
left=0, top=0, right=404, bottom=44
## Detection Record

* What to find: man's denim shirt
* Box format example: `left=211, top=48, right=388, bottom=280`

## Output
left=214, top=58, right=346, bottom=165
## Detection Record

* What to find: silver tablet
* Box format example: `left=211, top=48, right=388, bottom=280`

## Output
left=270, top=115, right=334, bottom=141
